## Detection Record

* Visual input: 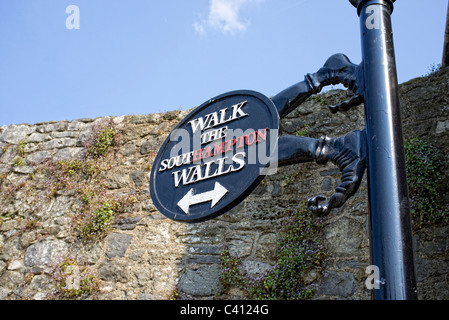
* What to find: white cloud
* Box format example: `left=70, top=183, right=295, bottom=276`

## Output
left=194, top=0, right=261, bottom=36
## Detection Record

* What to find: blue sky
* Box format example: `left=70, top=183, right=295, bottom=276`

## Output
left=0, top=0, right=447, bottom=126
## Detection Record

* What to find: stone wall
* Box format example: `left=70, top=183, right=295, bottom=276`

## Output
left=0, top=68, right=448, bottom=300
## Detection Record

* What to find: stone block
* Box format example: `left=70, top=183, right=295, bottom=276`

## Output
left=178, top=266, right=223, bottom=296
left=112, top=217, right=142, bottom=230
left=186, top=255, right=220, bottom=265
left=324, top=217, right=364, bottom=257
left=0, top=124, right=33, bottom=144
left=131, top=170, right=145, bottom=187
left=27, top=151, right=53, bottom=164
left=97, top=260, right=130, bottom=283
left=316, top=271, right=358, bottom=298
left=105, top=233, right=133, bottom=259
left=27, top=133, right=51, bottom=143
left=24, top=240, right=68, bottom=267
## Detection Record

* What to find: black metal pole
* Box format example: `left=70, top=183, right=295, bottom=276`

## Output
left=351, top=0, right=417, bottom=300
left=443, top=0, right=449, bottom=68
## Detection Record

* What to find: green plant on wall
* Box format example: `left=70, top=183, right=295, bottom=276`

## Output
left=85, top=122, right=119, bottom=160
left=17, top=139, right=27, bottom=157
left=10, top=140, right=28, bottom=167
left=295, top=124, right=309, bottom=137
left=50, top=257, right=101, bottom=299
left=62, top=121, right=137, bottom=242
left=405, top=137, right=449, bottom=227
left=220, top=198, right=329, bottom=300
left=74, top=195, right=137, bottom=242
left=0, top=120, right=138, bottom=243
left=12, top=156, right=24, bottom=167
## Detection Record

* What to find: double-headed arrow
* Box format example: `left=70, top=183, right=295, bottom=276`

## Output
left=177, top=182, right=228, bottom=214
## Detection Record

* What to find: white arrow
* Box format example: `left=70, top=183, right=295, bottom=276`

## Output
left=177, top=182, right=228, bottom=214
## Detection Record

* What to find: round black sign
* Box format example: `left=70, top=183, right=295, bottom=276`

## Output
left=149, top=90, right=279, bottom=223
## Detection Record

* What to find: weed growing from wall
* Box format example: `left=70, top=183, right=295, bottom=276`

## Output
left=56, top=120, right=137, bottom=241
left=84, top=122, right=120, bottom=160
left=405, top=137, right=449, bottom=227
left=17, top=139, right=27, bottom=157
left=219, top=247, right=247, bottom=291
left=50, top=257, right=101, bottom=299
left=295, top=125, right=310, bottom=137
left=0, top=120, right=138, bottom=242
left=220, top=198, right=329, bottom=300
left=423, top=63, right=442, bottom=77
left=74, top=195, right=137, bottom=242
left=313, top=90, right=353, bottom=108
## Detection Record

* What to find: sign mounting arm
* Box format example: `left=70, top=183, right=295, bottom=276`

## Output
left=271, top=53, right=364, bottom=119
left=271, top=53, right=367, bottom=216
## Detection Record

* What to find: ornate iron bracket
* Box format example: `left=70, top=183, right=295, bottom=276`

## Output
left=273, top=53, right=366, bottom=216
